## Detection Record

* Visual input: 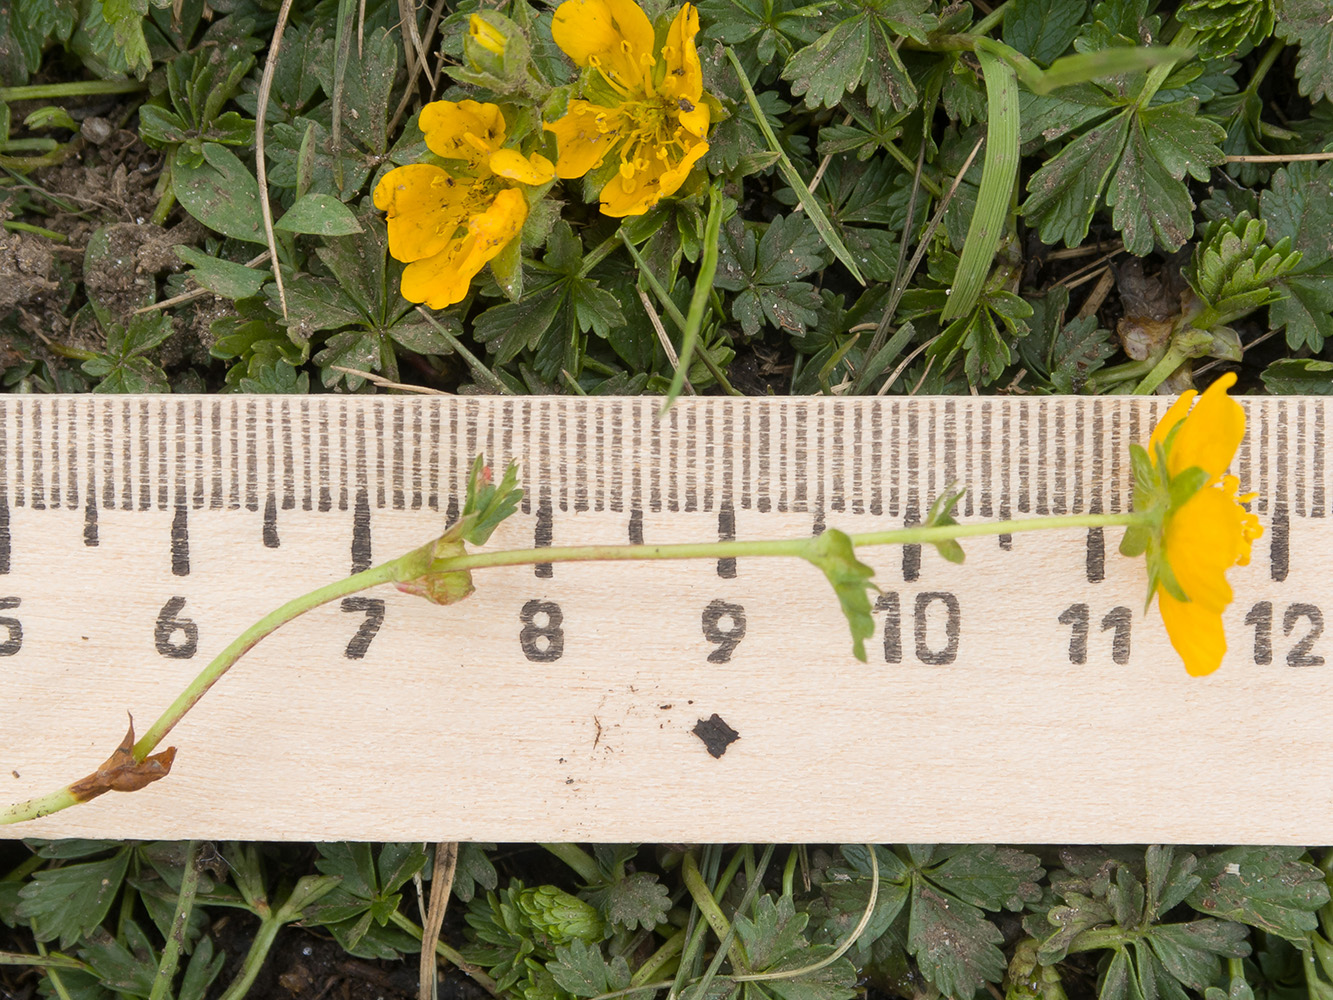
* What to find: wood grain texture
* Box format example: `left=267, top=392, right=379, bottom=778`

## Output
left=0, top=395, right=1325, bottom=842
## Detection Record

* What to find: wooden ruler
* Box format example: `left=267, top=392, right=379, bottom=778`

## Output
left=0, top=395, right=1325, bottom=842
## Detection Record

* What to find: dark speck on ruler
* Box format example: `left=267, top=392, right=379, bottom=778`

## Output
left=692, top=714, right=740, bottom=758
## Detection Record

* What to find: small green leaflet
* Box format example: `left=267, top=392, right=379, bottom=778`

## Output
left=803, top=528, right=876, bottom=662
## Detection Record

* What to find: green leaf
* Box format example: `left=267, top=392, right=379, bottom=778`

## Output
left=275, top=193, right=364, bottom=236
left=1148, top=921, right=1250, bottom=991
left=715, top=214, right=825, bottom=337
left=173, top=143, right=265, bottom=244
left=908, top=877, right=1006, bottom=997
left=1186, top=847, right=1328, bottom=941
left=1275, top=0, right=1333, bottom=105
left=942, top=40, right=1019, bottom=322
left=1107, top=102, right=1226, bottom=255
left=1003, top=0, right=1087, bottom=64
left=452, top=843, right=499, bottom=903
left=1050, top=315, right=1116, bottom=392
left=549, top=939, right=638, bottom=999
left=926, top=847, right=1044, bottom=912
left=313, top=26, right=399, bottom=155
left=595, top=872, right=671, bottom=932
left=97, top=0, right=150, bottom=77
left=276, top=275, right=366, bottom=346
left=1261, top=358, right=1333, bottom=394
left=1022, top=110, right=1131, bottom=247
left=1261, top=161, right=1333, bottom=351
left=735, top=894, right=812, bottom=971
left=16, top=848, right=131, bottom=948
left=314, top=329, right=383, bottom=388
left=175, top=247, right=270, bottom=299
left=803, top=528, right=876, bottom=662
left=84, top=314, right=175, bottom=393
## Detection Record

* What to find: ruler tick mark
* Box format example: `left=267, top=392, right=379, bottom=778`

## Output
left=351, top=490, right=372, bottom=574
left=263, top=495, right=280, bottom=549
left=535, top=496, right=553, bottom=578
left=84, top=498, right=98, bottom=547
left=171, top=506, right=190, bottom=577
left=1270, top=504, right=1290, bottom=582
left=628, top=508, right=644, bottom=546
left=717, top=503, right=736, bottom=578
left=1086, top=528, right=1105, bottom=583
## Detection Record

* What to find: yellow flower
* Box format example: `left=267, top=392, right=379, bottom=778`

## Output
left=1137, top=372, right=1263, bottom=676
left=544, top=0, right=710, bottom=216
left=374, top=100, right=554, bottom=309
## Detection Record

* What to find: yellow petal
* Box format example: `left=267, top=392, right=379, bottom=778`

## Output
left=677, top=100, right=710, bottom=139
left=420, top=100, right=507, bottom=172
left=1167, top=371, right=1245, bottom=482
left=1158, top=589, right=1227, bottom=677
left=373, top=163, right=471, bottom=263
left=400, top=188, right=528, bottom=309
left=546, top=101, right=626, bottom=178
left=1147, top=388, right=1197, bottom=457
left=1164, top=485, right=1244, bottom=614
left=552, top=0, right=655, bottom=92
left=599, top=134, right=707, bottom=216
left=490, top=148, right=556, bottom=185
left=660, top=3, right=704, bottom=103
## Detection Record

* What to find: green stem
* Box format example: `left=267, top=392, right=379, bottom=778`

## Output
left=389, top=911, right=499, bottom=993
left=134, top=558, right=403, bottom=757
left=415, top=307, right=513, bottom=395
left=3, top=220, right=66, bottom=240
left=0, top=138, right=84, bottom=171
left=541, top=843, right=600, bottom=883
left=631, top=928, right=686, bottom=986
left=681, top=852, right=746, bottom=972
left=1137, top=25, right=1196, bottom=109
left=580, top=232, right=623, bottom=277
left=439, top=512, right=1142, bottom=574
left=971, top=0, right=1009, bottom=36
left=0, top=952, right=89, bottom=971
left=1066, top=926, right=1135, bottom=954
left=1, top=557, right=404, bottom=825
left=664, top=184, right=724, bottom=409
left=149, top=841, right=201, bottom=1000
left=0, top=80, right=145, bottom=101
left=1247, top=37, right=1283, bottom=92
left=216, top=913, right=283, bottom=1000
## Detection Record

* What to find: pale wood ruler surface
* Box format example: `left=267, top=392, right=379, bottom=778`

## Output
left=0, top=394, right=1325, bottom=842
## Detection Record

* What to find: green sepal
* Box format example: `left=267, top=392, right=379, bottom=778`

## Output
left=462, top=454, right=524, bottom=545
left=1167, top=465, right=1209, bottom=512
left=923, top=487, right=967, bottom=564
left=804, top=528, right=878, bottom=662
left=1119, top=523, right=1151, bottom=558
left=1127, top=442, right=1158, bottom=512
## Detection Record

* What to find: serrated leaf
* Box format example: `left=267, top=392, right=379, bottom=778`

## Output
left=1260, top=358, right=1333, bottom=394
left=549, top=939, right=635, bottom=998
left=1186, top=847, right=1328, bottom=941
left=16, top=848, right=131, bottom=948
left=1050, top=315, right=1115, bottom=392
left=1023, top=110, right=1130, bottom=247
left=1003, top=0, right=1088, bottom=64
left=735, top=895, right=811, bottom=971
left=1261, top=161, right=1333, bottom=350
left=908, top=879, right=1006, bottom=997
left=927, top=847, right=1044, bottom=912
left=1275, top=0, right=1333, bottom=105
left=803, top=528, right=876, bottom=662
left=597, top=872, right=670, bottom=932
left=1148, top=921, right=1250, bottom=991
left=1107, top=103, right=1225, bottom=255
